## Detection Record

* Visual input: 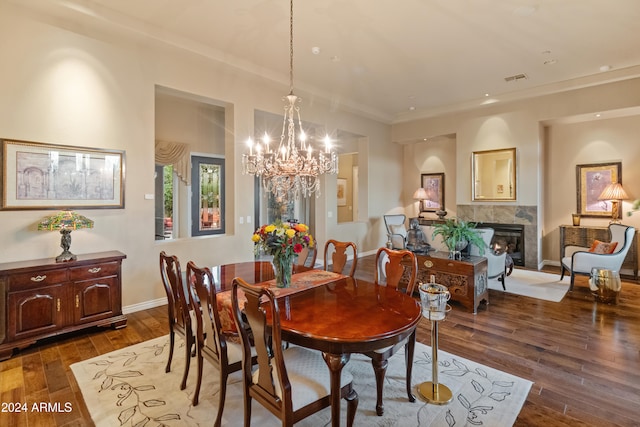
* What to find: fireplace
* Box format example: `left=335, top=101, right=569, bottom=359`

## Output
left=477, top=222, right=525, bottom=266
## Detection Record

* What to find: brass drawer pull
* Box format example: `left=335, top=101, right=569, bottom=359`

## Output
left=423, top=260, right=433, bottom=268
left=31, top=275, right=47, bottom=282
left=57, top=298, right=61, bottom=312
left=88, top=267, right=101, bottom=274
left=76, top=294, right=80, bottom=308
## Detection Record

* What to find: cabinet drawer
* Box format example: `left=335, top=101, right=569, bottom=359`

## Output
left=70, top=262, right=120, bottom=280
left=8, top=269, right=68, bottom=291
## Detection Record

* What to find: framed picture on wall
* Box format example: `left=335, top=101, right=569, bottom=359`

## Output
left=1, top=138, right=125, bottom=210
left=576, top=162, right=621, bottom=218
left=337, top=178, right=347, bottom=206
left=420, top=173, right=445, bottom=212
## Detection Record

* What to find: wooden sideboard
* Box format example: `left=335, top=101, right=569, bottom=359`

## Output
left=559, top=225, right=638, bottom=278
left=0, top=250, right=127, bottom=360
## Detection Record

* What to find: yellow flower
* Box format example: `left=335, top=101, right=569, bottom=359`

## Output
left=265, top=224, right=276, bottom=233
left=251, top=234, right=260, bottom=242
left=308, top=235, right=314, bottom=247
left=285, top=229, right=296, bottom=238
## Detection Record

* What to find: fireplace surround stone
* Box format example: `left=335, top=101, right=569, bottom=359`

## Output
left=456, top=204, right=538, bottom=269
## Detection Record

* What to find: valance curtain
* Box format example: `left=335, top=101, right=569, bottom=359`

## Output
left=155, top=140, right=190, bottom=185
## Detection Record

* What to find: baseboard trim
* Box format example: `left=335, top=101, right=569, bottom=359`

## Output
left=123, top=297, right=167, bottom=314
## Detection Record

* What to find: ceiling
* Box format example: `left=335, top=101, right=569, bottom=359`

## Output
left=13, top=0, right=640, bottom=123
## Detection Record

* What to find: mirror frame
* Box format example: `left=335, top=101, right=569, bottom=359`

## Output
left=472, top=147, right=517, bottom=201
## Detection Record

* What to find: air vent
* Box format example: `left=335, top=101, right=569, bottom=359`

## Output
left=504, top=73, right=528, bottom=82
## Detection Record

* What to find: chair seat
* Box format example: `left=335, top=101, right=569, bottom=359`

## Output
left=252, top=345, right=353, bottom=411
left=252, top=346, right=353, bottom=411
left=373, top=336, right=408, bottom=355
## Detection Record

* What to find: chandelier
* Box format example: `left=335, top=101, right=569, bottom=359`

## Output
left=242, top=0, right=338, bottom=200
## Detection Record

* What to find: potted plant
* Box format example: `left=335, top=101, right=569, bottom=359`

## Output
left=431, top=218, right=486, bottom=257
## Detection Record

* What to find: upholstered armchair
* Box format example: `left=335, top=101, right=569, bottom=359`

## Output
left=560, top=223, right=635, bottom=291
left=469, top=228, right=508, bottom=289
left=383, top=214, right=407, bottom=249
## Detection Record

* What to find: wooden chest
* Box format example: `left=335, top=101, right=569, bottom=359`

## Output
left=413, top=252, right=488, bottom=314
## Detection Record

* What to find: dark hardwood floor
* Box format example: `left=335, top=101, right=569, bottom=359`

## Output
left=1, top=255, right=639, bottom=426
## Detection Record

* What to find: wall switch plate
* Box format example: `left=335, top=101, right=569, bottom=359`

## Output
left=239, top=216, right=244, bottom=224
left=144, top=193, right=154, bottom=200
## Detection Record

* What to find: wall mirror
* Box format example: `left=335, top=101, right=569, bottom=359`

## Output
left=472, top=147, right=517, bottom=201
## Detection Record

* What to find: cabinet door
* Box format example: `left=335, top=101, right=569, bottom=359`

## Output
left=73, top=277, right=118, bottom=324
left=8, top=285, right=67, bottom=340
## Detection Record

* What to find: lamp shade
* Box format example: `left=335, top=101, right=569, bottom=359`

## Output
left=38, top=210, right=94, bottom=231
left=598, top=182, right=629, bottom=201
left=38, top=210, right=94, bottom=262
left=413, top=187, right=428, bottom=200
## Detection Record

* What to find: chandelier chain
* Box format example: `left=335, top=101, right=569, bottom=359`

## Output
left=242, top=0, right=338, bottom=200
left=289, top=0, right=294, bottom=95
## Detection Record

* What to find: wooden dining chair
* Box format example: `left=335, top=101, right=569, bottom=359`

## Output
left=186, top=261, right=245, bottom=425
left=364, top=247, right=418, bottom=416
left=159, top=251, right=195, bottom=391
left=231, top=277, right=358, bottom=427
left=296, top=245, right=318, bottom=268
left=323, top=239, right=358, bottom=277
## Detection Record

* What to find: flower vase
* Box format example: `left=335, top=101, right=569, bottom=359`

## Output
left=272, top=253, right=294, bottom=288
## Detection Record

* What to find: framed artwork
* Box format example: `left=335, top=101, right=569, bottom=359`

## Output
left=420, top=173, right=445, bottom=212
left=1, top=139, right=125, bottom=210
left=337, top=178, right=347, bottom=206
left=576, top=162, right=621, bottom=218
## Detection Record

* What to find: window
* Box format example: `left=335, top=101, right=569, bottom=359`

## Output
left=191, top=155, right=225, bottom=236
left=155, top=164, right=175, bottom=240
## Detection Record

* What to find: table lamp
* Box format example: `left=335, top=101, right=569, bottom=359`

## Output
left=598, top=182, right=629, bottom=223
left=413, top=187, right=428, bottom=218
left=38, top=210, right=94, bottom=262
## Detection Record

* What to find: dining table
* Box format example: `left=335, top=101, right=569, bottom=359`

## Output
left=211, top=261, right=422, bottom=427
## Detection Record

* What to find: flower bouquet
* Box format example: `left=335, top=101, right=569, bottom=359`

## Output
left=252, top=221, right=314, bottom=287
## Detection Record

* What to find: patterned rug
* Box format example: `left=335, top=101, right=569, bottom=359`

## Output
left=489, top=268, right=570, bottom=302
left=71, top=335, right=532, bottom=426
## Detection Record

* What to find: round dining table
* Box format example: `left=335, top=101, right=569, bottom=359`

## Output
left=213, top=261, right=422, bottom=427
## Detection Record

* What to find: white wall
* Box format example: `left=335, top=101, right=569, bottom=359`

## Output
left=0, top=4, right=397, bottom=310
left=543, top=115, right=640, bottom=262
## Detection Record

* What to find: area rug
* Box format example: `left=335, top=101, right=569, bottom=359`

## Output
left=71, top=335, right=532, bottom=426
left=489, top=268, right=570, bottom=302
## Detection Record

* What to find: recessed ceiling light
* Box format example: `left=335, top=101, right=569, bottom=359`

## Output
left=311, top=46, right=321, bottom=55
left=600, top=65, right=611, bottom=72
left=595, top=113, right=602, bottom=118
left=409, top=106, right=416, bottom=111
left=485, top=93, right=490, bottom=97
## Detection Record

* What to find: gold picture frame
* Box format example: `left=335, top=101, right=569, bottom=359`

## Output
left=576, top=161, right=621, bottom=218
left=420, top=173, right=445, bottom=212
left=1, top=139, right=125, bottom=210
